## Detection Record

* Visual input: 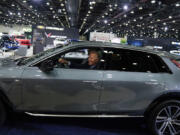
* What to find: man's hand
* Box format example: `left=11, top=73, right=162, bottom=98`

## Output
left=58, top=58, right=68, bottom=64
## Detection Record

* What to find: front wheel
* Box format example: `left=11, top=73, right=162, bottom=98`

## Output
left=147, top=100, right=180, bottom=135
left=0, top=100, right=6, bottom=125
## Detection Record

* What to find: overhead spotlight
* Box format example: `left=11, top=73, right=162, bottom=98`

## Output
left=131, top=11, right=134, bottom=14
left=140, top=16, right=143, bottom=19
left=149, top=13, right=152, bottom=16
left=109, top=8, right=113, bottom=11
left=114, top=4, right=118, bottom=7
left=169, top=16, right=172, bottom=19
left=172, top=20, right=176, bottom=23
left=151, top=0, right=156, bottom=4
left=176, top=3, right=180, bottom=7
left=46, top=2, right=50, bottom=5
left=123, top=5, right=128, bottom=10
left=104, top=20, right=108, bottom=24
left=124, top=14, right=127, bottom=18
left=163, top=22, right=166, bottom=25
left=90, top=6, right=93, bottom=9
left=164, top=27, right=168, bottom=31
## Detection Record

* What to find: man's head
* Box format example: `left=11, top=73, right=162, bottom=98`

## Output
left=88, top=50, right=100, bottom=66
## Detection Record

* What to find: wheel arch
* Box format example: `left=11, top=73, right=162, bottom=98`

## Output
left=144, top=92, right=180, bottom=117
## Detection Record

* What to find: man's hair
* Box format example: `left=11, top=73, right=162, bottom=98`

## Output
left=88, top=50, right=100, bottom=59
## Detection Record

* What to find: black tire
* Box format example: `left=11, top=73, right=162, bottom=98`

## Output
left=0, top=100, right=6, bottom=125
left=147, top=100, right=180, bottom=135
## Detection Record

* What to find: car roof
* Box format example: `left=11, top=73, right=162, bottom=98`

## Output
left=66, top=41, right=180, bottom=59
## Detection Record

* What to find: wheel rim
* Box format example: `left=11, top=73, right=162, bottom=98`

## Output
left=155, top=105, right=180, bottom=135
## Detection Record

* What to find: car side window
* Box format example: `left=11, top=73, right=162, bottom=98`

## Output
left=103, top=48, right=159, bottom=73
left=34, top=47, right=105, bottom=70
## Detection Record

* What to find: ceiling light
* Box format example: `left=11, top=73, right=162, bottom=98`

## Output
left=164, top=27, right=168, bottom=31
left=139, top=6, right=143, bottom=10
left=23, top=0, right=27, bottom=3
left=149, top=13, right=152, bottom=16
left=30, top=5, right=33, bottom=8
left=131, top=11, right=134, bottom=14
left=102, top=15, right=104, bottom=18
left=50, top=7, right=53, bottom=10
left=163, top=22, right=166, bottom=25
left=109, top=8, right=113, bottom=11
left=105, top=12, right=108, bottom=15
left=61, top=3, right=64, bottom=6
left=92, top=1, right=96, bottom=4
left=123, top=5, right=128, bottom=10
left=176, top=3, right=180, bottom=7
left=115, top=4, right=118, bottom=7
left=172, top=20, right=176, bottom=23
left=104, top=20, right=108, bottom=24
left=46, top=2, right=50, bottom=5
left=168, top=16, right=172, bottom=19
left=124, top=14, right=127, bottom=18
left=140, top=16, right=143, bottom=19
left=90, top=6, right=93, bottom=9
left=151, top=0, right=156, bottom=4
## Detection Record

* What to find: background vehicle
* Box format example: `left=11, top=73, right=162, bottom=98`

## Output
left=53, top=38, right=69, bottom=47
left=12, top=35, right=31, bottom=48
left=0, top=35, right=19, bottom=50
left=0, top=42, right=179, bottom=135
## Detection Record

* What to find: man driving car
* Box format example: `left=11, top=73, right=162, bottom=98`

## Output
left=58, top=50, right=100, bottom=69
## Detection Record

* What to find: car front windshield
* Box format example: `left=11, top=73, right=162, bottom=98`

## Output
left=16, top=36, right=25, bottom=39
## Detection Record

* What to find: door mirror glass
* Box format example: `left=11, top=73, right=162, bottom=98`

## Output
left=39, top=60, right=54, bottom=72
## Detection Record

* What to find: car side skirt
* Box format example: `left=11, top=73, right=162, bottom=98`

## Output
left=25, top=112, right=144, bottom=118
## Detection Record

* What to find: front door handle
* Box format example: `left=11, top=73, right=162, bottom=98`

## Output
left=83, top=80, right=98, bottom=83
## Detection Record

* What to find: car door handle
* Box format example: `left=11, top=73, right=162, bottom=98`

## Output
left=83, top=81, right=98, bottom=83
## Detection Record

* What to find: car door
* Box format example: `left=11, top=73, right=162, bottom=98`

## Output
left=21, top=49, right=103, bottom=113
left=99, top=48, right=167, bottom=114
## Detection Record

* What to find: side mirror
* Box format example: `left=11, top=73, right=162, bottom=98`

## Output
left=39, top=60, right=54, bottom=72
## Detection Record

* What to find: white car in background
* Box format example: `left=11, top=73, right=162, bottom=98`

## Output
left=170, top=50, right=180, bottom=56
left=53, top=38, right=69, bottom=47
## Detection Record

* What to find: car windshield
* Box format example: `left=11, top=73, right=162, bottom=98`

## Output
left=18, top=46, right=63, bottom=65
left=16, top=36, right=25, bottom=39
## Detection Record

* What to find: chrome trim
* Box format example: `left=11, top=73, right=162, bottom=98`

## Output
left=25, top=112, right=143, bottom=118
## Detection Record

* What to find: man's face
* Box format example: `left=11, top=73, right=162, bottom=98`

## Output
left=88, top=52, right=99, bottom=66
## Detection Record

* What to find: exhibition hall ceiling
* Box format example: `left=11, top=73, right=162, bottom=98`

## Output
left=0, top=0, right=180, bottom=38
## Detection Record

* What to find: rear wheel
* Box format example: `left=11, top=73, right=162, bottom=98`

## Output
left=147, top=100, right=180, bottom=135
left=0, top=100, right=6, bottom=125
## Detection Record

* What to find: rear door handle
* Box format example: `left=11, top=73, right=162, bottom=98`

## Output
left=83, top=80, right=98, bottom=83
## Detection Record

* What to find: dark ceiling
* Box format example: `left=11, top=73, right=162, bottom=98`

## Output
left=0, top=0, right=180, bottom=39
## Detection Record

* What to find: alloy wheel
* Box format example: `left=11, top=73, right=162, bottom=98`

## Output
left=155, top=105, right=180, bottom=135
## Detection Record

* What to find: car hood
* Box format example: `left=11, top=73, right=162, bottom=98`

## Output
left=0, top=58, right=17, bottom=67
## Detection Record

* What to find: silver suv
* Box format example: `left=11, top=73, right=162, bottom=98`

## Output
left=0, top=42, right=179, bottom=135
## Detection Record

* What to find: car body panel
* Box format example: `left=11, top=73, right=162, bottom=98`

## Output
left=99, top=71, right=166, bottom=114
left=21, top=67, right=103, bottom=112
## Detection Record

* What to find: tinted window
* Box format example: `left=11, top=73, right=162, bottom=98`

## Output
left=103, top=48, right=159, bottom=73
